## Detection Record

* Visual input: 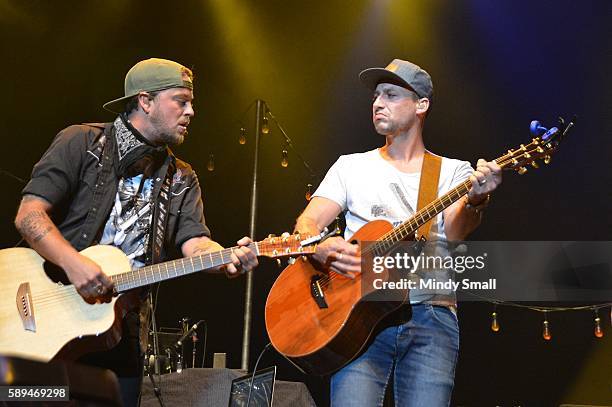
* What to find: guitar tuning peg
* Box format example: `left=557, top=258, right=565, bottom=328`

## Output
left=544, top=155, right=551, bottom=164
left=288, top=257, right=296, bottom=265
left=276, top=259, right=282, bottom=267
left=281, top=232, right=290, bottom=242
left=518, top=167, right=528, bottom=175
left=301, top=256, right=308, bottom=261
left=530, top=161, right=539, bottom=169
left=267, top=234, right=276, bottom=238
left=523, top=152, right=531, bottom=159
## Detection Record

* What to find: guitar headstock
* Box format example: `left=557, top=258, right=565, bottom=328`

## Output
left=497, top=116, right=575, bottom=174
left=257, top=232, right=317, bottom=259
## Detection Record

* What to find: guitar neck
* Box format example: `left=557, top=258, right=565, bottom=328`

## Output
left=376, top=156, right=507, bottom=250
left=111, top=242, right=259, bottom=293
left=375, top=179, right=472, bottom=251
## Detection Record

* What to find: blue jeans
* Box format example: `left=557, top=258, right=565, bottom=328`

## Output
left=330, top=304, right=459, bottom=407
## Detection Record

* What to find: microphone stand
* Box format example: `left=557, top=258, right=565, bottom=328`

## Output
left=148, top=290, right=165, bottom=407
left=239, top=100, right=319, bottom=371
left=241, top=100, right=264, bottom=371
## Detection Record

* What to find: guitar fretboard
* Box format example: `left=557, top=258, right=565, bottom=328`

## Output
left=370, top=154, right=507, bottom=255
left=110, top=242, right=259, bottom=292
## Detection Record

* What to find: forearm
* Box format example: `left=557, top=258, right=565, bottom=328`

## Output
left=294, top=197, right=343, bottom=235
left=295, top=213, right=323, bottom=235
left=444, top=196, right=485, bottom=241
left=445, top=158, right=501, bottom=240
left=15, top=197, right=81, bottom=269
left=16, top=196, right=113, bottom=300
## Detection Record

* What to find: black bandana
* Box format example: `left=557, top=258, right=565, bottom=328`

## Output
left=114, top=114, right=167, bottom=177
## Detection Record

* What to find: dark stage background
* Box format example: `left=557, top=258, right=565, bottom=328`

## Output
left=1, top=1, right=610, bottom=405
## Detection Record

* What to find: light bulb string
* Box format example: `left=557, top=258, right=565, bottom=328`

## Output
left=462, top=290, right=612, bottom=313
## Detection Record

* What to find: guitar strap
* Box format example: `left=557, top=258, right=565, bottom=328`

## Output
left=147, top=157, right=175, bottom=264
left=416, top=151, right=442, bottom=240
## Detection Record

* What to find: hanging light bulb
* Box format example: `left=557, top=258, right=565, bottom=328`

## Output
left=491, top=309, right=500, bottom=333
left=239, top=127, right=247, bottom=145
left=594, top=309, right=604, bottom=338
left=542, top=311, right=551, bottom=341
left=305, top=183, right=313, bottom=201
left=280, top=149, right=289, bottom=168
left=261, top=115, right=270, bottom=134
left=207, top=154, right=215, bottom=172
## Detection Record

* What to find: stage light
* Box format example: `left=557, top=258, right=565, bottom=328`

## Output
left=542, top=312, right=551, bottom=341
left=305, top=184, right=313, bottom=201
left=280, top=149, right=289, bottom=168
left=594, top=310, right=603, bottom=338
left=239, top=127, right=247, bottom=145
left=207, top=154, right=215, bottom=172
left=491, top=310, right=500, bottom=333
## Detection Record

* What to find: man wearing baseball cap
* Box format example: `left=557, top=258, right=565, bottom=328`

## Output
left=15, top=58, right=258, bottom=406
left=294, top=59, right=502, bottom=405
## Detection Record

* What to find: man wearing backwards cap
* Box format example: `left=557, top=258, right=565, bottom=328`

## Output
left=294, top=59, right=502, bottom=405
left=15, top=58, right=258, bottom=406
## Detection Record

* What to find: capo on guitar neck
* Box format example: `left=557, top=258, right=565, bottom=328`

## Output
left=300, top=226, right=341, bottom=247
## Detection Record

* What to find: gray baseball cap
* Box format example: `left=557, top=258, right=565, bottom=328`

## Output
left=359, top=59, right=433, bottom=100
left=103, top=58, right=193, bottom=114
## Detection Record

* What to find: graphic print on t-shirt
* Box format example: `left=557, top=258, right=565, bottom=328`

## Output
left=100, top=175, right=154, bottom=269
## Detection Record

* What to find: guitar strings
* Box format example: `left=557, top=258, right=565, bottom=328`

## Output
left=313, top=145, right=543, bottom=287
left=30, top=246, right=243, bottom=301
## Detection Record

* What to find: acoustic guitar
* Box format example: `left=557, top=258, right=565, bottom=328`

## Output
left=0, top=233, right=315, bottom=362
left=265, top=118, right=574, bottom=375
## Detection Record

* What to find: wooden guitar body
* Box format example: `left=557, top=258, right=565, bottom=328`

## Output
left=265, top=220, right=410, bottom=376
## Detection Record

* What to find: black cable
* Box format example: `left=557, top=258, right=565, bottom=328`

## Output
left=0, top=168, right=27, bottom=184
left=200, top=321, right=208, bottom=368
left=246, top=342, right=272, bottom=407
left=147, top=285, right=165, bottom=407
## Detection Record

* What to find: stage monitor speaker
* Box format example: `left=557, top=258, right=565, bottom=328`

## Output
left=140, top=368, right=315, bottom=407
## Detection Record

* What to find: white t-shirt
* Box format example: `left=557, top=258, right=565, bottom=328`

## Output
left=314, top=149, right=473, bottom=240
left=313, top=148, right=474, bottom=304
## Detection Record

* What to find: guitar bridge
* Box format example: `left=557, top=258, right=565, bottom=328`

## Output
left=310, top=275, right=328, bottom=309
left=16, top=282, right=36, bottom=332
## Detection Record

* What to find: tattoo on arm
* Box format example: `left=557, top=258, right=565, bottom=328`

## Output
left=18, top=210, right=54, bottom=243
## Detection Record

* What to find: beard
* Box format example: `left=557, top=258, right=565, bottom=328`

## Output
left=373, top=119, right=396, bottom=135
left=149, top=111, right=185, bottom=146
left=159, top=131, right=185, bottom=146
left=373, top=115, right=416, bottom=136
